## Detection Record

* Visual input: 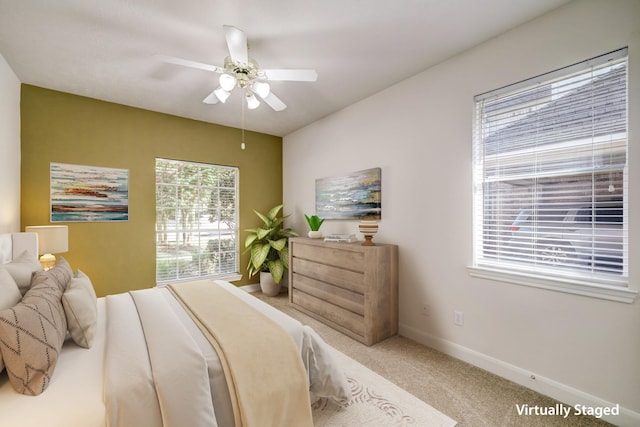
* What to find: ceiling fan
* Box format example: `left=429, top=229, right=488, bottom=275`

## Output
left=157, top=25, right=318, bottom=111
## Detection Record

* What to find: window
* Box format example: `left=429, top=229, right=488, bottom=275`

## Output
left=155, top=158, right=239, bottom=284
left=471, top=48, right=634, bottom=302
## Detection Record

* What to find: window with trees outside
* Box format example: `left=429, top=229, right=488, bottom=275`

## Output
left=155, top=158, right=239, bottom=284
left=471, top=48, right=634, bottom=302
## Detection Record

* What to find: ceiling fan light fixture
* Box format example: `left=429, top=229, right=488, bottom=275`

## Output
left=219, top=73, right=237, bottom=91
left=246, top=92, right=260, bottom=110
left=252, top=81, right=270, bottom=98
left=214, top=87, right=231, bottom=103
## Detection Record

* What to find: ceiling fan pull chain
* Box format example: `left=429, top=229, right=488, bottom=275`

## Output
left=241, top=99, right=246, bottom=151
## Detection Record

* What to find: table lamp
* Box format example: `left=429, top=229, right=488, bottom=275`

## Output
left=25, top=225, right=69, bottom=270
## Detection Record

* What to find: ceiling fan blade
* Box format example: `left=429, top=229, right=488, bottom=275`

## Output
left=261, top=69, right=318, bottom=82
left=202, top=90, right=219, bottom=104
left=155, top=54, right=223, bottom=73
left=223, top=25, right=248, bottom=65
left=260, top=92, right=287, bottom=111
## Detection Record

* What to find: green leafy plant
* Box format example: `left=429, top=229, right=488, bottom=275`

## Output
left=304, top=214, right=325, bottom=231
left=244, top=204, right=298, bottom=284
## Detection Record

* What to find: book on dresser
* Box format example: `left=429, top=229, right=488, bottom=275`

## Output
left=323, top=234, right=358, bottom=243
left=288, top=237, right=398, bottom=345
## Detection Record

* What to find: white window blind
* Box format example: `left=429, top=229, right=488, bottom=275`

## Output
left=155, top=158, right=239, bottom=284
left=472, top=48, right=628, bottom=288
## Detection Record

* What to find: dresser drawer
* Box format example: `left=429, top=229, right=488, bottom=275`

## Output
left=292, top=242, right=364, bottom=272
left=291, top=290, right=365, bottom=338
left=291, top=272, right=364, bottom=315
left=291, top=258, right=365, bottom=294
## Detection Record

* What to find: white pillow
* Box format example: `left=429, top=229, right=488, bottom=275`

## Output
left=61, top=270, right=97, bottom=348
left=0, top=266, right=22, bottom=310
left=0, top=266, right=22, bottom=372
left=4, top=250, right=43, bottom=295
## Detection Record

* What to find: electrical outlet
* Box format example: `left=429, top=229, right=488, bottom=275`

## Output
left=454, top=310, right=464, bottom=326
left=420, top=304, right=430, bottom=317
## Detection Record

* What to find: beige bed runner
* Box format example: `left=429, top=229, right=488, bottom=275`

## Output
left=168, top=280, right=313, bottom=427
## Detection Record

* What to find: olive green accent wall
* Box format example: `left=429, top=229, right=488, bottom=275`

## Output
left=20, top=85, right=283, bottom=297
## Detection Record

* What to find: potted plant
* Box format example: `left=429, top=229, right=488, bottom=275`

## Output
left=304, top=214, right=325, bottom=238
left=244, top=204, right=298, bottom=296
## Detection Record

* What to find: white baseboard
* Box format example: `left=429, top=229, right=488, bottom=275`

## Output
left=399, top=323, right=640, bottom=427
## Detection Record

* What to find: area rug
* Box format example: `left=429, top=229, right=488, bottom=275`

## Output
left=312, top=349, right=457, bottom=427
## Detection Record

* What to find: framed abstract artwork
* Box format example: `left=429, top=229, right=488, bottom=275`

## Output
left=315, top=167, right=381, bottom=220
left=50, top=162, right=129, bottom=222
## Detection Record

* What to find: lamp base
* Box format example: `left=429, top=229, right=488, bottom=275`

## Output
left=39, top=254, right=56, bottom=271
left=361, top=235, right=376, bottom=246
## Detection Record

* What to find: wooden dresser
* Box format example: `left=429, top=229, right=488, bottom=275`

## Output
left=288, top=237, right=398, bottom=345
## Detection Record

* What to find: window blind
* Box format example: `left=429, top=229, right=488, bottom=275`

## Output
left=472, top=48, right=628, bottom=284
left=155, top=158, right=239, bottom=283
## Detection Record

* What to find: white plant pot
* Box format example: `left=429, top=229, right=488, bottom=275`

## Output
left=308, top=230, right=323, bottom=239
left=259, top=271, right=282, bottom=296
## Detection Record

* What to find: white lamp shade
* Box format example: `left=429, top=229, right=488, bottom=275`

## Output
left=25, top=225, right=69, bottom=255
left=219, top=73, right=237, bottom=91
left=246, top=92, right=260, bottom=109
left=252, top=81, right=270, bottom=98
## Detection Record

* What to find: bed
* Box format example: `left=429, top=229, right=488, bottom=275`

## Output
left=0, top=232, right=351, bottom=426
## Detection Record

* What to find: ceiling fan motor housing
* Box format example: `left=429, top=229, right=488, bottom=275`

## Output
left=224, top=56, right=261, bottom=88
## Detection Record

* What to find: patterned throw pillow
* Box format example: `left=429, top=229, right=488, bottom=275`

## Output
left=46, top=256, right=74, bottom=292
left=0, top=269, right=69, bottom=395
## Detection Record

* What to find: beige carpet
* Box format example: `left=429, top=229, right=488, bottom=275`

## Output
left=255, top=290, right=614, bottom=427
left=313, top=348, right=456, bottom=427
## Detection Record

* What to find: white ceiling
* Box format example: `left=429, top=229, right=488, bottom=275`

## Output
left=0, top=0, right=570, bottom=137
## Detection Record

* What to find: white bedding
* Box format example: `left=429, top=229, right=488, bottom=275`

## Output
left=105, top=287, right=219, bottom=427
left=0, top=299, right=106, bottom=427
left=105, top=281, right=350, bottom=427
left=0, top=233, right=350, bottom=427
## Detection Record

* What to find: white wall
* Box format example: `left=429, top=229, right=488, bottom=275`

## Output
left=0, top=53, right=21, bottom=233
left=284, top=0, right=640, bottom=424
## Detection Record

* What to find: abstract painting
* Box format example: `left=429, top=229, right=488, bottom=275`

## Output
left=315, top=167, right=381, bottom=220
left=50, top=162, right=129, bottom=222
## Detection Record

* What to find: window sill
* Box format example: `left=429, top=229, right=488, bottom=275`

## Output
left=467, top=265, right=637, bottom=303
left=211, top=273, right=243, bottom=283
left=157, top=273, right=243, bottom=287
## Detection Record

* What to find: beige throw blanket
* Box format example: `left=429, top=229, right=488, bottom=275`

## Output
left=168, top=280, right=313, bottom=427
